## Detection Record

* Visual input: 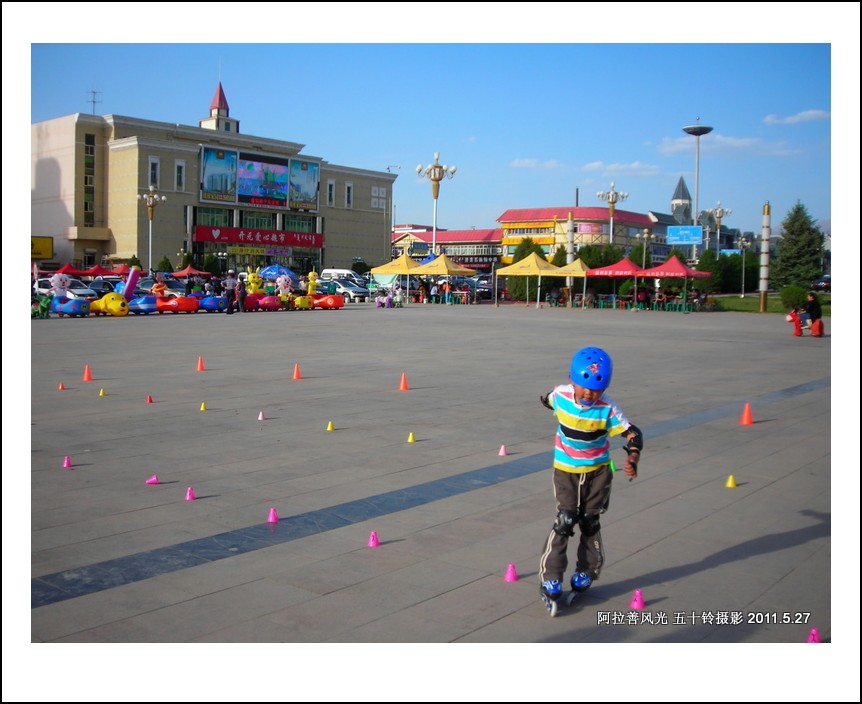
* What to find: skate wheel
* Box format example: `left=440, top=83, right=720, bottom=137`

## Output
left=564, top=591, right=578, bottom=607
left=541, top=595, right=559, bottom=617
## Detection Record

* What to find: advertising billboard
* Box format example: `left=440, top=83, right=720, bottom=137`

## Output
left=31, top=236, right=54, bottom=259
left=667, top=226, right=703, bottom=245
left=289, top=160, right=320, bottom=212
left=237, top=154, right=290, bottom=209
left=200, top=147, right=238, bottom=203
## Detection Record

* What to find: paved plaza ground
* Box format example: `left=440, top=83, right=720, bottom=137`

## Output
left=10, top=301, right=858, bottom=700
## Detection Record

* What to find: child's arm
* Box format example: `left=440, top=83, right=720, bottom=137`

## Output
left=621, top=425, right=643, bottom=479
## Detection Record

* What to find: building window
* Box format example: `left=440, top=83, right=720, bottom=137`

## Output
left=84, top=174, right=94, bottom=187
left=240, top=211, right=276, bottom=229
left=148, top=156, right=160, bottom=188
left=224, top=122, right=231, bottom=131
left=327, top=179, right=335, bottom=207
left=197, top=207, right=231, bottom=227
left=345, top=182, right=353, bottom=209
left=175, top=160, right=185, bottom=191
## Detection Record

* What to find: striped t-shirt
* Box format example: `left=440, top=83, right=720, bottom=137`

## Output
left=549, top=384, right=632, bottom=474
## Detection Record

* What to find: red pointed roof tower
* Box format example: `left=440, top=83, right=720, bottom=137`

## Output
left=199, top=82, right=239, bottom=133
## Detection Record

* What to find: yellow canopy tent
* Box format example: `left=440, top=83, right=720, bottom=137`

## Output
left=555, top=258, right=590, bottom=308
left=370, top=253, right=421, bottom=304
left=369, top=252, right=421, bottom=275
left=494, top=252, right=564, bottom=308
left=410, top=253, right=477, bottom=278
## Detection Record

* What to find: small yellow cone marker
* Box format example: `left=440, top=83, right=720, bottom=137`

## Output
left=725, top=474, right=737, bottom=489
left=199, top=402, right=208, bottom=412
left=99, top=388, right=106, bottom=397
left=326, top=421, right=335, bottom=432
left=407, top=432, right=416, bottom=443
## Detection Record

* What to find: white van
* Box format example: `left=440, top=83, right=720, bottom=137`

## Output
left=320, top=268, right=365, bottom=286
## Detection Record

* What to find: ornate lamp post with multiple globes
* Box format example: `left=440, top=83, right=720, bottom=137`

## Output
left=596, top=182, right=628, bottom=246
left=416, top=152, right=457, bottom=256
left=635, top=228, right=655, bottom=305
left=138, top=185, right=166, bottom=274
left=707, top=201, right=731, bottom=257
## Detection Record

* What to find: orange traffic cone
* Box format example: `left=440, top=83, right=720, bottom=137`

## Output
left=739, top=403, right=754, bottom=426
left=196, top=356, right=206, bottom=372
left=57, top=382, right=66, bottom=391
left=83, top=364, right=93, bottom=382
left=146, top=395, right=154, bottom=404
left=292, top=363, right=302, bottom=380
left=399, top=372, right=410, bottom=391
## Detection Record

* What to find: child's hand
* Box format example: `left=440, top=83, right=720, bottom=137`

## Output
left=623, top=450, right=639, bottom=480
left=540, top=393, right=552, bottom=410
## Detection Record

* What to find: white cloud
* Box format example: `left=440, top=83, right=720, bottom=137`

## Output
left=509, top=158, right=561, bottom=169
left=657, top=134, right=800, bottom=157
left=763, top=110, right=830, bottom=125
left=579, top=161, right=660, bottom=177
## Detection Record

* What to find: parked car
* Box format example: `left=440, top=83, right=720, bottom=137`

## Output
left=134, top=277, right=187, bottom=298
left=326, top=278, right=370, bottom=302
left=87, top=279, right=118, bottom=298
left=35, top=278, right=98, bottom=301
left=810, top=274, right=830, bottom=292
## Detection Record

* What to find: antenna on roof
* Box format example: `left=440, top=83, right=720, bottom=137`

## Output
left=87, top=89, right=102, bottom=115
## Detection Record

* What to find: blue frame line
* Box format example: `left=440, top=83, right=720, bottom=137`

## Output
left=31, top=378, right=829, bottom=609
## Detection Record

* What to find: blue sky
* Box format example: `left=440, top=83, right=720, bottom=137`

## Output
left=15, top=5, right=858, bottom=246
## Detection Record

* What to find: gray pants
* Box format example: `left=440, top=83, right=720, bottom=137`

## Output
left=539, top=465, right=613, bottom=584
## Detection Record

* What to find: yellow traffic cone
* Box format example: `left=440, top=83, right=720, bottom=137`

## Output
left=326, top=421, right=335, bottom=432
left=407, top=432, right=416, bottom=443
left=199, top=402, right=208, bottom=412
left=725, top=474, right=737, bottom=488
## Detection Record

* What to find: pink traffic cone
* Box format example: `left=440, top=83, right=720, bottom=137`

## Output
left=504, top=563, right=519, bottom=582
left=267, top=507, right=279, bottom=523
left=806, top=628, right=822, bottom=643
left=367, top=530, right=380, bottom=548
left=258, top=411, right=266, bottom=421
left=185, top=487, right=196, bottom=501
left=145, top=474, right=160, bottom=485
left=62, top=455, right=73, bottom=468
left=498, top=444, right=508, bottom=457
left=629, top=589, right=645, bottom=610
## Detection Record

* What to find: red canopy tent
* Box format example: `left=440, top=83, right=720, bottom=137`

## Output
left=172, top=264, right=212, bottom=278
left=81, top=265, right=117, bottom=278
left=40, top=262, right=89, bottom=277
left=112, top=263, right=132, bottom=275
left=586, top=257, right=643, bottom=278
left=639, top=255, right=711, bottom=305
left=639, top=254, right=711, bottom=280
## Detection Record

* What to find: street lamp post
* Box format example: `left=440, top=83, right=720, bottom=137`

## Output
left=708, top=201, right=731, bottom=258
left=416, top=152, right=457, bottom=255
left=596, top=182, right=628, bottom=246
left=138, top=185, right=166, bottom=275
left=683, top=120, right=713, bottom=261
left=635, top=228, right=655, bottom=307
left=736, top=236, right=750, bottom=297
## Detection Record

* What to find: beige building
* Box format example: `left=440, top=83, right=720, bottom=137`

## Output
left=31, top=83, right=397, bottom=275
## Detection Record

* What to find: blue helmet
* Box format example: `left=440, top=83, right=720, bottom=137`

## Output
left=570, top=347, right=613, bottom=391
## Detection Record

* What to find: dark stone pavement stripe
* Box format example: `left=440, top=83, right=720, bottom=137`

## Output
left=31, top=377, right=829, bottom=609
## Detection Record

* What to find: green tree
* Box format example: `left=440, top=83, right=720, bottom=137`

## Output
left=575, top=244, right=624, bottom=295
left=505, top=238, right=546, bottom=301
left=203, top=253, right=220, bottom=276
left=771, top=201, right=824, bottom=289
left=128, top=255, right=141, bottom=269
left=156, top=256, right=173, bottom=273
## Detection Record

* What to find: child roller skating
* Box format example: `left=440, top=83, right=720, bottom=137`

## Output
left=538, top=347, right=643, bottom=617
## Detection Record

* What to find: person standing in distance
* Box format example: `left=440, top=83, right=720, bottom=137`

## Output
left=537, top=346, right=644, bottom=616
left=223, top=269, right=238, bottom=314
